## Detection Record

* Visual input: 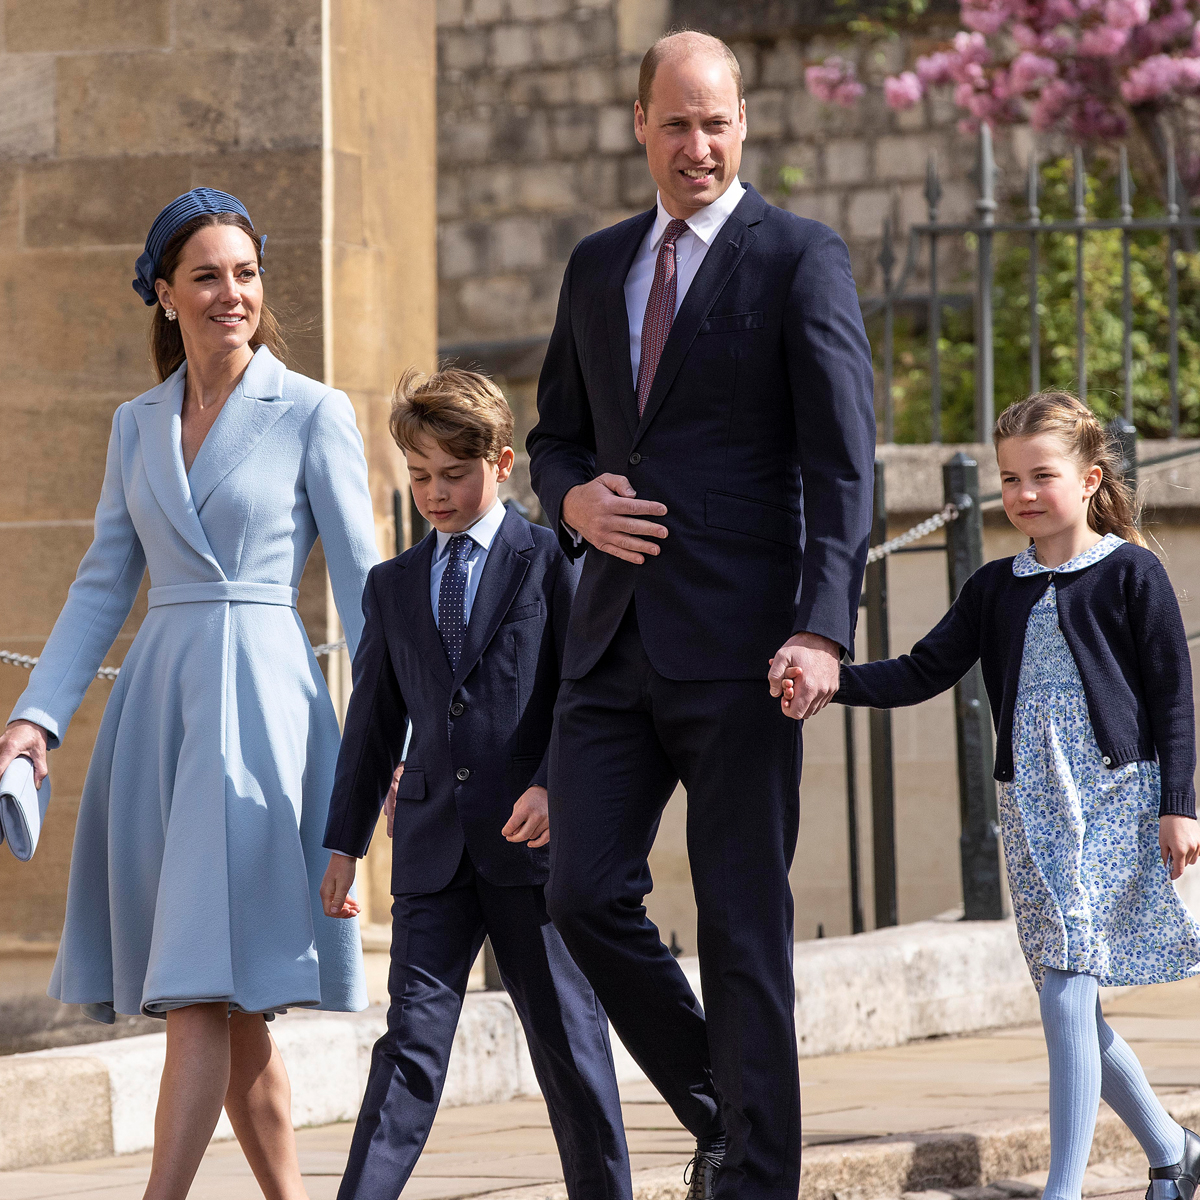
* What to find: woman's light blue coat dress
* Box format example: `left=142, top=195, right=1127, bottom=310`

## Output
left=10, top=347, right=380, bottom=1022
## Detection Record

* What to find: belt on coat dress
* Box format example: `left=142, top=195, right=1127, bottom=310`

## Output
left=146, top=582, right=300, bottom=609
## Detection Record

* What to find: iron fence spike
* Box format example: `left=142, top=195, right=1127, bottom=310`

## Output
left=925, top=150, right=942, bottom=219
left=1027, top=149, right=1040, bottom=223
left=1119, top=146, right=1133, bottom=222
left=1074, top=146, right=1087, bottom=222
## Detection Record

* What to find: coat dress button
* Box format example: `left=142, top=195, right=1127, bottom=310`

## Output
left=456, top=767, right=470, bottom=781
left=629, top=452, right=641, bottom=465
left=450, top=702, right=465, bottom=716
left=1102, top=756, right=1112, bottom=766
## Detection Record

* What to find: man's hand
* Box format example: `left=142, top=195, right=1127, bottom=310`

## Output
left=562, top=475, right=668, bottom=565
left=320, top=853, right=362, bottom=918
left=502, top=785, right=549, bottom=848
left=1160, top=814, right=1200, bottom=880
left=768, top=633, right=841, bottom=721
left=384, top=763, right=403, bottom=839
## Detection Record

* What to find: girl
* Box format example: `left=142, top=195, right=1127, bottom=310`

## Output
left=807, top=392, right=1200, bottom=1200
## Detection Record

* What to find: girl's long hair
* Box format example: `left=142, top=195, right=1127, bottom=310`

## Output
left=993, top=391, right=1146, bottom=548
left=149, top=212, right=285, bottom=382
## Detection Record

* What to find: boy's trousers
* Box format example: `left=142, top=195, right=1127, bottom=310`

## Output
left=336, top=847, right=632, bottom=1200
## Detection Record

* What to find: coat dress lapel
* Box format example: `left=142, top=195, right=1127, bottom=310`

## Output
left=453, top=508, right=533, bottom=690
left=631, top=184, right=766, bottom=450
left=188, top=348, right=293, bottom=513
left=394, top=533, right=455, bottom=692
left=605, top=209, right=656, bottom=440
left=131, top=367, right=222, bottom=572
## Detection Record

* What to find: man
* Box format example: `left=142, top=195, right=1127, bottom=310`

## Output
left=526, top=30, right=876, bottom=1200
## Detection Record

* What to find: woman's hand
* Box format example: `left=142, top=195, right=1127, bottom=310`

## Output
left=1160, top=815, right=1200, bottom=880
left=0, top=720, right=50, bottom=787
left=320, top=853, right=362, bottom=918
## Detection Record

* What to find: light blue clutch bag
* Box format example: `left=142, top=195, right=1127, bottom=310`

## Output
left=0, top=756, right=50, bottom=861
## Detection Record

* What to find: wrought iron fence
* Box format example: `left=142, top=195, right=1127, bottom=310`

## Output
left=868, top=123, right=1200, bottom=443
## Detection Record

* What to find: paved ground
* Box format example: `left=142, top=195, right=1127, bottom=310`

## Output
left=7, top=978, right=1200, bottom=1200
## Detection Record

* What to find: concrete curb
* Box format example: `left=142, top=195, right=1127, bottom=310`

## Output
left=1, top=918, right=1039, bottom=1171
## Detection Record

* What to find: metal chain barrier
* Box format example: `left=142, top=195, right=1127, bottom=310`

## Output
left=865, top=500, right=962, bottom=565
left=0, top=640, right=347, bottom=681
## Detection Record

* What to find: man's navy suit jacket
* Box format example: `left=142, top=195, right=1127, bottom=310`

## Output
left=322, top=507, right=581, bottom=895
left=527, top=183, right=876, bottom=681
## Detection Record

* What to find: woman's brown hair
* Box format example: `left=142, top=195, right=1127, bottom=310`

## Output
left=149, top=212, right=285, bottom=382
left=993, top=390, right=1145, bottom=547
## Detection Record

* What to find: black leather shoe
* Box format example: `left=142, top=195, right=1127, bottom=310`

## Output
left=1147, top=1128, right=1200, bottom=1200
left=684, top=1133, right=726, bottom=1200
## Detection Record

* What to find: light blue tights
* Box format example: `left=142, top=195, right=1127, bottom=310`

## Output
left=1041, top=968, right=1185, bottom=1200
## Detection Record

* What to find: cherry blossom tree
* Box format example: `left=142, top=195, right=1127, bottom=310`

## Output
left=805, top=0, right=1200, bottom=189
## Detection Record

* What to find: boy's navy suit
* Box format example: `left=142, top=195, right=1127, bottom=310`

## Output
left=324, top=504, right=630, bottom=1200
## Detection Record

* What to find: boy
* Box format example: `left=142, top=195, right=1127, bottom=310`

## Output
left=320, top=368, right=630, bottom=1200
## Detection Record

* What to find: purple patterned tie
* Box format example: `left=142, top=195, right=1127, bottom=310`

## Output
left=635, top=218, right=690, bottom=418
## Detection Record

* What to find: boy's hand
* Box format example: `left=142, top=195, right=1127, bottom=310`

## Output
left=503, top=786, right=549, bottom=848
left=1160, top=814, right=1200, bottom=880
left=384, top=763, right=403, bottom=839
left=769, top=634, right=839, bottom=720
left=320, top=853, right=362, bottom=918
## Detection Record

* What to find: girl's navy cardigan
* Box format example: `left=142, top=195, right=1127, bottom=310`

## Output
left=836, top=542, right=1196, bottom=818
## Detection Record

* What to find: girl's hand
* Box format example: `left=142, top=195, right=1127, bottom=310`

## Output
left=1160, top=815, right=1200, bottom=880
left=320, top=853, right=362, bottom=918
left=0, top=721, right=50, bottom=787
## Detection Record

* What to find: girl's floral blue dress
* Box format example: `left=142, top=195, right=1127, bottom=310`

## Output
left=1002, top=533, right=1200, bottom=990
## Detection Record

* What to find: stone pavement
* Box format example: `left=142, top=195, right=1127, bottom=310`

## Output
left=7, top=978, right=1200, bottom=1200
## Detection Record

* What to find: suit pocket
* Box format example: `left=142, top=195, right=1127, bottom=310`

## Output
left=508, top=755, right=544, bottom=797
left=699, top=311, right=764, bottom=335
left=501, top=600, right=544, bottom=624
left=393, top=768, right=426, bottom=800
left=705, top=491, right=800, bottom=548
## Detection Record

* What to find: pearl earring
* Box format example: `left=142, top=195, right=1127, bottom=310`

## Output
left=164, top=308, right=177, bottom=322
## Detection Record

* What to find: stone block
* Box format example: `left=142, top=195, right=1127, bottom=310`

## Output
left=492, top=216, right=546, bottom=270
left=737, top=144, right=768, bottom=193
left=23, top=157, right=192, bottom=249
left=438, top=0, right=466, bottom=23
left=895, top=98, right=928, bottom=133
left=468, top=0, right=506, bottom=22
left=597, top=104, right=635, bottom=154
left=237, top=48, right=323, bottom=150
left=0, top=165, right=19, bottom=249
left=549, top=106, right=595, bottom=157
left=462, top=164, right=516, bottom=215
left=510, top=0, right=571, bottom=18
left=825, top=138, right=871, bottom=185
left=729, top=40, right=760, bottom=89
left=0, top=55, right=56, bottom=160
left=56, top=54, right=239, bottom=158
left=0, top=1056, right=112, bottom=1169
left=785, top=189, right=842, bottom=229
left=573, top=65, right=614, bottom=106
left=439, top=112, right=494, bottom=164
left=439, top=220, right=489, bottom=279
left=4, top=0, right=168, bottom=52
left=617, top=61, right=641, bottom=102
left=509, top=68, right=572, bottom=106
left=174, top=0, right=320, bottom=50
left=492, top=24, right=536, bottom=70
left=459, top=274, right=535, bottom=336
left=260, top=238, right=323, bottom=381
left=877, top=133, right=944, bottom=183
left=442, top=27, right=489, bottom=72
left=189, top=148, right=323, bottom=241
left=536, top=18, right=585, bottom=65
left=550, top=214, right=595, bottom=260
left=575, top=159, right=619, bottom=208
left=620, top=153, right=656, bottom=208
left=746, top=89, right=786, bottom=140
left=515, top=163, right=577, bottom=211
left=438, top=172, right=463, bottom=219
left=760, top=40, right=804, bottom=89
left=493, top=108, right=551, bottom=160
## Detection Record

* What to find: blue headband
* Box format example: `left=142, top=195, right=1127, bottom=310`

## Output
left=132, top=188, right=267, bottom=306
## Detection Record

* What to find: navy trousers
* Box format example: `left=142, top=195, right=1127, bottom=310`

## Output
left=546, top=605, right=803, bottom=1200
left=337, top=849, right=631, bottom=1200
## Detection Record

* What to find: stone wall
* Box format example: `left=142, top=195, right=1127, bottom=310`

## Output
left=0, top=0, right=435, bottom=1036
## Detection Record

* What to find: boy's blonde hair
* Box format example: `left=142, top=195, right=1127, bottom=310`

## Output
left=993, top=390, right=1146, bottom=548
left=390, top=366, right=514, bottom=463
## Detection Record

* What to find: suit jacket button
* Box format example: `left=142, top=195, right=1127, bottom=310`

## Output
left=456, top=767, right=470, bottom=781
left=450, top=702, right=465, bottom=716
left=1102, top=755, right=1112, bottom=766
left=629, top=452, right=641, bottom=465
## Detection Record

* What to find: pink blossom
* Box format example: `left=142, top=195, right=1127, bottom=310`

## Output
left=805, top=57, right=866, bottom=108
left=1010, top=50, right=1060, bottom=89
left=953, top=30, right=992, bottom=63
left=1079, top=25, right=1130, bottom=55
left=884, top=71, right=925, bottom=109
left=1121, top=52, right=1182, bottom=101
left=1194, top=22, right=1200, bottom=53
left=916, top=50, right=957, bottom=85
left=1012, top=23, right=1041, bottom=49
left=961, top=0, right=1009, bottom=34
left=1104, top=0, right=1151, bottom=29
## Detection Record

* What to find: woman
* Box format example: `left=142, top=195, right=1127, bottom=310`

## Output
left=0, top=188, right=380, bottom=1200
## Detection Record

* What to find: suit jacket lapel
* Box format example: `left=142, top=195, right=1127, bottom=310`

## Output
left=605, top=209, right=656, bottom=440
left=188, top=349, right=293, bottom=513
left=453, top=508, right=532, bottom=689
left=632, top=186, right=764, bottom=449
left=393, top=533, right=454, bottom=692
left=131, top=368, right=222, bottom=571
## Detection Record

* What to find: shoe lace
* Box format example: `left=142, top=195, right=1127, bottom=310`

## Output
left=683, top=1148, right=724, bottom=1187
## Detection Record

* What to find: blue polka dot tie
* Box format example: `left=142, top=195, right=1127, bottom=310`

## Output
left=438, top=534, right=472, bottom=672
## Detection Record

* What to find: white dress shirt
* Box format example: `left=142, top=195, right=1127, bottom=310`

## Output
left=623, top=178, right=745, bottom=384
left=429, top=499, right=507, bottom=628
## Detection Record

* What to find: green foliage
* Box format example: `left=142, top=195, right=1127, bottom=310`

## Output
left=874, top=156, right=1200, bottom=442
left=829, top=0, right=930, bottom=37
